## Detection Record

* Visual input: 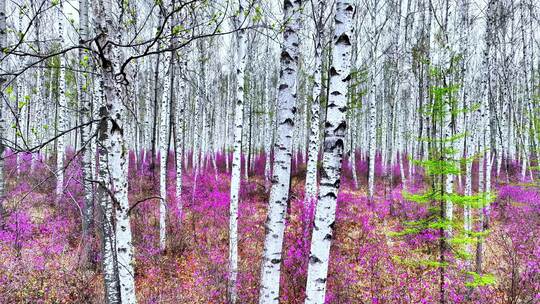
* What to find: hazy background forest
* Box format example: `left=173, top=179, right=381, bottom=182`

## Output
left=0, top=0, right=539, bottom=303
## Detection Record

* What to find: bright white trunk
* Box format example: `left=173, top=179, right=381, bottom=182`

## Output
left=159, top=52, right=171, bottom=252
left=56, top=4, right=66, bottom=198
left=79, top=0, right=93, bottom=268
left=0, top=0, right=6, bottom=225
left=305, top=1, right=354, bottom=303
left=264, top=42, right=273, bottom=182
left=305, top=0, right=324, bottom=202
left=176, top=60, right=186, bottom=215
left=259, top=0, right=301, bottom=302
left=96, top=72, right=120, bottom=304
left=98, top=0, right=137, bottom=301
left=367, top=84, right=377, bottom=198
left=228, top=5, right=247, bottom=301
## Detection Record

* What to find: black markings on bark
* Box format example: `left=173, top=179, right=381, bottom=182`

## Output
left=281, top=50, right=293, bottom=62
left=283, top=0, right=293, bottom=10
left=336, top=33, right=351, bottom=46
left=336, top=122, right=347, bottom=135
left=309, top=256, right=322, bottom=264
left=329, top=221, right=335, bottom=230
left=284, top=118, right=294, bottom=126
left=326, top=191, right=337, bottom=199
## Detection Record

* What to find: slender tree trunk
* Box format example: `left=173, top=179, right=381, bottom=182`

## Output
left=79, top=0, right=94, bottom=269
left=350, top=105, right=359, bottom=189
left=97, top=0, right=137, bottom=301
left=367, top=0, right=378, bottom=199
left=263, top=38, right=273, bottom=182
left=305, top=1, right=354, bottom=302
left=0, top=0, right=6, bottom=227
left=96, top=73, right=120, bottom=304
left=259, top=1, right=302, bottom=302
left=159, top=26, right=172, bottom=252
left=476, top=0, right=495, bottom=275
left=443, top=92, right=454, bottom=238
left=228, top=3, right=248, bottom=302
left=175, top=58, right=186, bottom=219
left=56, top=4, right=66, bottom=199
left=225, top=73, right=231, bottom=173
left=152, top=53, right=160, bottom=170
left=460, top=0, right=474, bottom=259
left=305, top=0, right=325, bottom=202
left=464, top=124, right=474, bottom=258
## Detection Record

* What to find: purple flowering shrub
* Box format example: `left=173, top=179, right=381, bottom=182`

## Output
left=0, top=149, right=538, bottom=303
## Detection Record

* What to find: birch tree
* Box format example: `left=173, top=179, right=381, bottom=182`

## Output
left=305, top=0, right=354, bottom=302
left=259, top=0, right=302, bottom=302
left=0, top=0, right=6, bottom=226
left=56, top=2, right=66, bottom=199
left=78, top=0, right=95, bottom=269
left=367, top=0, right=379, bottom=200
left=96, top=0, right=137, bottom=301
left=175, top=54, right=186, bottom=221
left=475, top=0, right=496, bottom=276
left=96, top=74, right=120, bottom=304
left=305, top=0, right=325, bottom=202
left=158, top=0, right=173, bottom=252
left=228, top=1, right=248, bottom=302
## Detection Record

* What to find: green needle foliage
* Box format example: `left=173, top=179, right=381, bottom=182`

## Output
left=391, top=58, right=496, bottom=297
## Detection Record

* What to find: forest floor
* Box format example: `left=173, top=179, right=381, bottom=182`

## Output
left=0, top=151, right=539, bottom=303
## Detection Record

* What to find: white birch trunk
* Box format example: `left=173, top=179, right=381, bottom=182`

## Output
left=367, top=84, right=377, bottom=198
left=305, top=0, right=325, bottom=202
left=264, top=40, right=273, bottom=182
left=96, top=73, right=120, bottom=304
left=0, top=0, right=6, bottom=225
left=224, top=73, right=231, bottom=173
left=56, top=4, right=67, bottom=198
left=367, top=0, right=378, bottom=199
left=176, top=59, right=187, bottom=216
left=79, top=0, right=94, bottom=268
left=350, top=108, right=359, bottom=189
left=443, top=95, right=454, bottom=236
left=159, top=45, right=172, bottom=252
left=228, top=3, right=248, bottom=301
left=97, top=0, right=137, bottom=300
left=259, top=0, right=301, bottom=302
left=305, top=1, right=354, bottom=303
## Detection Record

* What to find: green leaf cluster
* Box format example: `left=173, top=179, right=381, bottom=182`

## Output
left=465, top=272, right=496, bottom=288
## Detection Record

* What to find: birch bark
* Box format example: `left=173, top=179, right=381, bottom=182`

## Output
left=96, top=0, right=137, bottom=300
left=259, top=0, right=302, bottom=302
left=56, top=3, right=67, bottom=199
left=79, top=0, right=94, bottom=269
left=305, top=1, right=354, bottom=303
left=0, top=0, right=6, bottom=226
left=228, top=2, right=247, bottom=302
left=305, top=0, right=325, bottom=202
left=96, top=73, right=120, bottom=304
left=159, top=4, right=172, bottom=250
left=367, top=0, right=378, bottom=199
left=175, top=58, right=186, bottom=218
